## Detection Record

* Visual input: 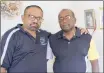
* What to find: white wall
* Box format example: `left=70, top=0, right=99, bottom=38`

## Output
left=1, top=1, right=76, bottom=35
left=1, top=1, right=103, bottom=72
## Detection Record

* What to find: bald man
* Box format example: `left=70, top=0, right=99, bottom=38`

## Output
left=49, top=9, right=99, bottom=73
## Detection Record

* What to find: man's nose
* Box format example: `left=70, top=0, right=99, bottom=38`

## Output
left=63, top=18, right=67, bottom=23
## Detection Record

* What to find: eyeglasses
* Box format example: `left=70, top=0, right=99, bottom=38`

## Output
left=25, top=14, right=43, bottom=21
left=59, top=15, right=71, bottom=21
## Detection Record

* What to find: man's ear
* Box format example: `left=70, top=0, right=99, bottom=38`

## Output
left=74, top=17, right=76, bottom=22
left=74, top=17, right=76, bottom=24
left=21, top=15, right=24, bottom=22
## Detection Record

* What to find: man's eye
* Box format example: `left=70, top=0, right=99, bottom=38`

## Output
left=59, top=18, right=63, bottom=20
left=30, top=15, right=34, bottom=18
left=37, top=17, right=41, bottom=20
left=66, top=15, right=71, bottom=19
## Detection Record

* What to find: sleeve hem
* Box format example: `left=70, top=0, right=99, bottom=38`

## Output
left=1, top=64, right=9, bottom=70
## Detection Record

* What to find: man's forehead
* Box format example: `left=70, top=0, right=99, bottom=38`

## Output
left=59, top=9, right=73, bottom=17
left=24, top=7, right=43, bottom=16
left=25, top=7, right=42, bottom=13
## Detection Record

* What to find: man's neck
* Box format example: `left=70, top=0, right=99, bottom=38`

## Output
left=64, top=27, right=76, bottom=40
left=22, top=27, right=36, bottom=38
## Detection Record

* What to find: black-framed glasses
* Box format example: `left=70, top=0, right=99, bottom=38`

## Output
left=59, top=15, right=71, bottom=21
left=25, top=14, right=43, bottom=21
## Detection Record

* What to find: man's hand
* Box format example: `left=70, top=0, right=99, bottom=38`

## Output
left=90, top=59, right=99, bottom=73
left=80, top=28, right=89, bottom=35
left=0, top=67, right=7, bottom=73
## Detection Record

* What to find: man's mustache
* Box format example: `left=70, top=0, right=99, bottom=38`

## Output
left=32, top=22, right=38, bottom=25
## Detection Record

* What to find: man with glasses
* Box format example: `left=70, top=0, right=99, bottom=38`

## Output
left=49, top=9, right=99, bottom=73
left=0, top=5, right=88, bottom=73
left=0, top=5, right=50, bottom=73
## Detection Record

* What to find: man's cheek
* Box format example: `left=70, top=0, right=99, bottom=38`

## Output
left=38, top=22, right=41, bottom=27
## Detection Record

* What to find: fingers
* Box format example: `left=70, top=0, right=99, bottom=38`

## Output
left=80, top=28, right=89, bottom=35
left=85, top=28, right=89, bottom=34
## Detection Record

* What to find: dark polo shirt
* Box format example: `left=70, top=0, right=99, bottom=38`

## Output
left=49, top=27, right=92, bottom=72
left=0, top=24, right=50, bottom=73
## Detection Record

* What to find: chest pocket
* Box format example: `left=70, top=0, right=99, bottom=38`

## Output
left=19, top=34, right=48, bottom=53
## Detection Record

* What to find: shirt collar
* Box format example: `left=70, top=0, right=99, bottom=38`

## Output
left=16, top=24, right=41, bottom=33
left=57, top=27, right=81, bottom=39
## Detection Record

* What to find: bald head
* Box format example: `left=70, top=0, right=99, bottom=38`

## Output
left=58, top=9, right=75, bottom=18
left=24, top=5, right=43, bottom=15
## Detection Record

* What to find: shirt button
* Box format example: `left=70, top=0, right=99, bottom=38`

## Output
left=68, top=42, right=70, bottom=44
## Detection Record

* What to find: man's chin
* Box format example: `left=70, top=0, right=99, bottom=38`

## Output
left=28, top=27, right=38, bottom=31
left=62, top=29, right=70, bottom=32
left=30, top=29, right=38, bottom=31
left=62, top=27, right=74, bottom=32
left=29, top=27, right=39, bottom=31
